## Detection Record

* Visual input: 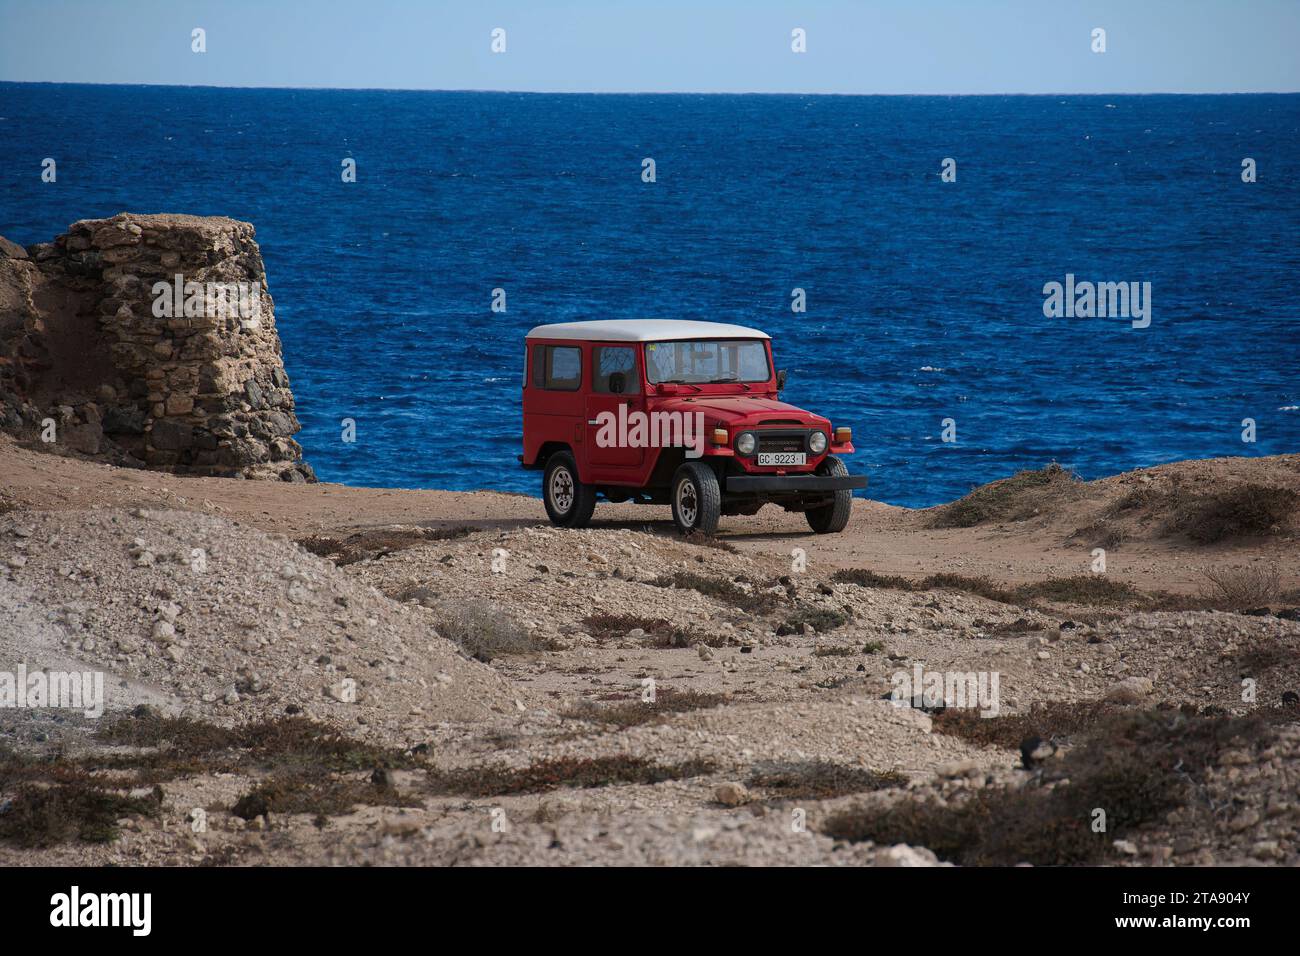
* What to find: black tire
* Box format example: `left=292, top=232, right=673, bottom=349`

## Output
left=671, top=461, right=722, bottom=535
left=806, top=455, right=853, bottom=534
left=543, top=451, right=596, bottom=528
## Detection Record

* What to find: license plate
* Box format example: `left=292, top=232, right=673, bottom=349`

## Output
left=757, top=452, right=806, bottom=466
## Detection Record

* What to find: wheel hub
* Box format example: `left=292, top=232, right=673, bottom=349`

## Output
left=676, top=479, right=698, bottom=526
left=550, top=468, right=574, bottom=513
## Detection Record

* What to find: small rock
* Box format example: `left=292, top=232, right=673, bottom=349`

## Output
left=877, top=844, right=940, bottom=867
left=1252, top=840, right=1281, bottom=861
left=714, top=782, right=750, bottom=807
left=1104, top=676, right=1154, bottom=703
left=1229, top=809, right=1260, bottom=833
left=938, top=759, right=981, bottom=779
left=1019, top=736, right=1056, bottom=769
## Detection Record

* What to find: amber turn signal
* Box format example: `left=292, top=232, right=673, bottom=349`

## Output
left=712, top=428, right=729, bottom=446
left=834, top=426, right=852, bottom=444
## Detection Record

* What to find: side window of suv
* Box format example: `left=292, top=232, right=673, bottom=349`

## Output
left=593, top=346, right=636, bottom=394
left=531, top=345, right=582, bottom=391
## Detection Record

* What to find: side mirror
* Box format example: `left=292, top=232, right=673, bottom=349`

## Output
left=608, top=372, right=625, bottom=395
left=776, top=369, right=788, bottom=391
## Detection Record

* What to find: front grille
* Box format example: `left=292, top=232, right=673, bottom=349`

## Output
left=756, top=430, right=808, bottom=454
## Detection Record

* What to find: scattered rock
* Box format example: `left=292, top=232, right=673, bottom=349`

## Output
left=1105, top=676, right=1154, bottom=703
left=714, top=782, right=751, bottom=807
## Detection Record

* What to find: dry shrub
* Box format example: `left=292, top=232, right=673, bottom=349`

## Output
left=1069, top=520, right=1127, bottom=550
left=928, top=464, right=1081, bottom=529
left=1172, top=485, right=1298, bottom=544
left=1015, top=575, right=1143, bottom=606
left=97, top=711, right=416, bottom=774
left=832, top=568, right=1146, bottom=609
left=931, top=700, right=1120, bottom=750
left=581, top=613, right=674, bottom=641
left=1199, top=566, right=1282, bottom=610
left=427, top=755, right=717, bottom=796
left=1, top=712, right=423, bottom=845
left=678, top=531, right=739, bottom=553
left=824, top=708, right=1271, bottom=865
left=648, top=570, right=782, bottom=612
left=0, top=776, right=162, bottom=847
left=297, top=525, right=474, bottom=565
left=566, top=688, right=728, bottom=728
left=779, top=604, right=851, bottom=635
left=232, top=770, right=412, bottom=820
left=747, top=760, right=906, bottom=800
left=431, top=601, right=548, bottom=662
left=832, top=568, right=1015, bottom=603
left=812, top=645, right=858, bottom=657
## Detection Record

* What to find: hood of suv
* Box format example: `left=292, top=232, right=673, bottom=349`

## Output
left=652, top=394, right=828, bottom=429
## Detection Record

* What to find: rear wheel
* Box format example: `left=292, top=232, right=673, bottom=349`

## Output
left=543, top=452, right=596, bottom=528
left=806, top=455, right=852, bottom=534
left=671, top=461, right=721, bottom=535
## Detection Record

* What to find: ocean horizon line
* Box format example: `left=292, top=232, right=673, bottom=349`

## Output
left=2, top=80, right=1298, bottom=97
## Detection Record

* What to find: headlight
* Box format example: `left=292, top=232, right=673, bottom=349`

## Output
left=735, top=432, right=756, bottom=456
left=808, top=430, right=828, bottom=454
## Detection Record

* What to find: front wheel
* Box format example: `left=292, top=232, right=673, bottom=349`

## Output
left=806, top=455, right=853, bottom=534
left=671, top=461, right=721, bottom=535
left=543, top=452, right=596, bottom=528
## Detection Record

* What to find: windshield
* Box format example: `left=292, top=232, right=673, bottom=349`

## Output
left=644, top=339, right=771, bottom=384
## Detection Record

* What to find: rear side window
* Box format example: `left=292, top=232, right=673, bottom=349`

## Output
left=531, top=344, right=582, bottom=391
left=593, top=346, right=637, bottom=393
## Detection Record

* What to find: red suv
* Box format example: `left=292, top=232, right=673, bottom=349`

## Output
left=521, top=320, right=867, bottom=534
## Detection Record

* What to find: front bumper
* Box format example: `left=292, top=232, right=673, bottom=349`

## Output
left=726, top=473, right=868, bottom=494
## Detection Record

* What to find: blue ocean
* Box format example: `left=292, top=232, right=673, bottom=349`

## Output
left=2, top=84, right=1297, bottom=506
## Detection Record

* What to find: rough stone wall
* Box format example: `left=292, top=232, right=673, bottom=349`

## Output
left=0, top=214, right=314, bottom=481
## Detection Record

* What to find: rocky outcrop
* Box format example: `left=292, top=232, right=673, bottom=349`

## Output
left=0, top=214, right=313, bottom=481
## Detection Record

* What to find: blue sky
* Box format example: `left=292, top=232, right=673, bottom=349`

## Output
left=2, top=0, right=1297, bottom=93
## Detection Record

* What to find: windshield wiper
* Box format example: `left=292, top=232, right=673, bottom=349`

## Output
left=707, top=378, right=750, bottom=390
left=660, top=379, right=702, bottom=391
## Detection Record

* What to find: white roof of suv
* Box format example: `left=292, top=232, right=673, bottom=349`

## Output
left=526, top=319, right=769, bottom=342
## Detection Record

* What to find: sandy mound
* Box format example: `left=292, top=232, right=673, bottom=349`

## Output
left=0, top=508, right=527, bottom=742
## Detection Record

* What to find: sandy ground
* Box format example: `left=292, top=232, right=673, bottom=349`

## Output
left=1, top=436, right=1298, bottom=866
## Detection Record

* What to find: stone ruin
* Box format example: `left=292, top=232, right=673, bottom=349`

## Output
left=0, top=213, right=314, bottom=481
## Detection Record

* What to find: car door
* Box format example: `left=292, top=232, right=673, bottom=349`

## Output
left=585, top=343, right=645, bottom=475
left=527, top=340, right=586, bottom=465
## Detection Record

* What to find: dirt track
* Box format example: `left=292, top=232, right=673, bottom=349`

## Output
left=4, top=436, right=1298, bottom=593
